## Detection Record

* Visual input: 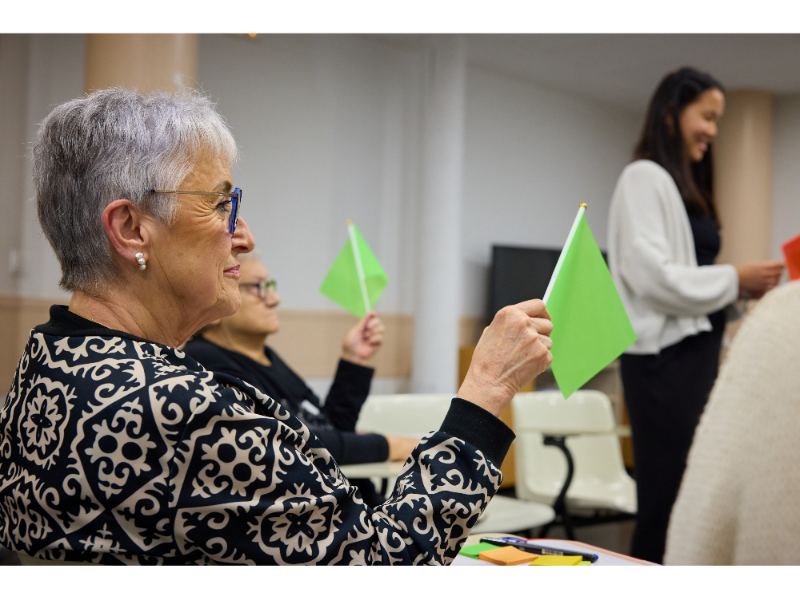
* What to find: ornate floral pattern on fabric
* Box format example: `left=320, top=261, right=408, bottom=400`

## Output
left=0, top=329, right=502, bottom=565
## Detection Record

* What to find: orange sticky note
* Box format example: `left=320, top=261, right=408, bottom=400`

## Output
left=478, top=546, right=538, bottom=566
left=529, top=555, right=583, bottom=566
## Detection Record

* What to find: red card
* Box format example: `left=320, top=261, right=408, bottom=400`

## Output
left=782, top=233, right=800, bottom=281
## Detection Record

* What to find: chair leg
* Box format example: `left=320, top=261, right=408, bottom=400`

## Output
left=560, top=504, right=576, bottom=540
left=543, top=435, right=577, bottom=541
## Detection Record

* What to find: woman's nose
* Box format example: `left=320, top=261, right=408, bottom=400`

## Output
left=233, top=216, right=256, bottom=254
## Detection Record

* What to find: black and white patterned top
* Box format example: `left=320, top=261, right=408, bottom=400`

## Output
left=0, top=306, right=514, bottom=565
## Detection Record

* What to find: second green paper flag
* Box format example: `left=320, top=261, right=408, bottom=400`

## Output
left=320, top=222, right=388, bottom=318
left=544, top=206, right=636, bottom=399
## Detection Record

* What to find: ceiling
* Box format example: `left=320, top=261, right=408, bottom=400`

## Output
left=372, top=34, right=800, bottom=113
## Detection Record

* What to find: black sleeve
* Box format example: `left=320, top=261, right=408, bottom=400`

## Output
left=311, top=428, right=389, bottom=465
left=321, top=359, right=374, bottom=432
left=438, top=398, right=515, bottom=468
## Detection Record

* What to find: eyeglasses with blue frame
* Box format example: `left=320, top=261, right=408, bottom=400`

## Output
left=149, top=188, right=243, bottom=234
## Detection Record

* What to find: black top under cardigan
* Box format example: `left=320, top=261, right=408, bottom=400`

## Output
left=183, top=338, right=389, bottom=465
left=687, top=209, right=726, bottom=331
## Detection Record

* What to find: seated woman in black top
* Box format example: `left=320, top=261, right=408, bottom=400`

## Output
left=183, top=254, right=419, bottom=506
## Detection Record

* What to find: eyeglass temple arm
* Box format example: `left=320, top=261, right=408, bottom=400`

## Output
left=151, top=190, right=239, bottom=198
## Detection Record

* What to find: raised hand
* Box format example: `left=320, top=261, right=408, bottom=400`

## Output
left=736, top=261, right=784, bottom=298
left=457, top=299, right=553, bottom=417
left=384, top=435, right=421, bottom=462
left=341, top=311, right=385, bottom=365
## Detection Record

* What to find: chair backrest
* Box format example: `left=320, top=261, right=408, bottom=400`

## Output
left=356, top=394, right=454, bottom=436
left=512, top=390, right=629, bottom=504
left=513, top=390, right=615, bottom=433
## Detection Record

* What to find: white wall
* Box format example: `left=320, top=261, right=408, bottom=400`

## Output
left=461, top=67, right=642, bottom=317
left=4, top=35, right=798, bottom=311
left=0, top=35, right=30, bottom=295
left=197, top=35, right=643, bottom=321
left=771, top=95, right=800, bottom=261
left=197, top=35, right=425, bottom=315
left=0, top=34, right=85, bottom=300
left=0, top=34, right=649, bottom=322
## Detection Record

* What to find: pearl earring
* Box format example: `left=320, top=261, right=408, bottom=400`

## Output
left=135, top=252, right=147, bottom=271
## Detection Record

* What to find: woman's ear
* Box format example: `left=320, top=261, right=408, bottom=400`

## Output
left=102, top=199, right=151, bottom=270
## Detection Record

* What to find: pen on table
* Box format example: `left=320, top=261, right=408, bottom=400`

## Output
left=479, top=537, right=599, bottom=563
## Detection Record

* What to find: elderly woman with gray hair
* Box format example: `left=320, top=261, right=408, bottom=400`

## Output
left=0, top=88, right=554, bottom=565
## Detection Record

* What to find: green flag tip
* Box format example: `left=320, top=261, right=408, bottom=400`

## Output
left=580, top=203, right=587, bottom=209
left=346, top=219, right=353, bottom=225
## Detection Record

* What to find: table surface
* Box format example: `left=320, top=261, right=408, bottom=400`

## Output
left=470, top=495, right=555, bottom=534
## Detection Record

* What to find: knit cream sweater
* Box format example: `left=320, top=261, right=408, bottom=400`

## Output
left=665, top=281, right=800, bottom=565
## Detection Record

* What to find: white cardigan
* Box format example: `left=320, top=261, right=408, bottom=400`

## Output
left=607, top=160, right=739, bottom=354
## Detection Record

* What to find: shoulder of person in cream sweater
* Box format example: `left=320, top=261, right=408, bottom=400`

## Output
left=665, top=281, right=800, bottom=565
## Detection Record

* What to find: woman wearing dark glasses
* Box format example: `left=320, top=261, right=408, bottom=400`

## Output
left=184, top=253, right=420, bottom=506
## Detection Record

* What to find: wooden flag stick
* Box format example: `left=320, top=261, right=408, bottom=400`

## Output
left=543, top=204, right=587, bottom=305
left=347, top=220, right=371, bottom=314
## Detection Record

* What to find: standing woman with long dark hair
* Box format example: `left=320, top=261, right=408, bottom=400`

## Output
left=607, top=67, right=784, bottom=563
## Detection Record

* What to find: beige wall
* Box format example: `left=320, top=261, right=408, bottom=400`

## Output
left=259, top=312, right=486, bottom=381
left=459, top=315, right=487, bottom=348
left=0, top=305, right=489, bottom=393
left=85, top=34, right=198, bottom=93
left=268, top=310, right=414, bottom=379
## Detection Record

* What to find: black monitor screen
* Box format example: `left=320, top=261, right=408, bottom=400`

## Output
left=488, top=244, right=608, bottom=319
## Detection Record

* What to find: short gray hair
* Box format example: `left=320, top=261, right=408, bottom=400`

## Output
left=34, top=88, right=238, bottom=291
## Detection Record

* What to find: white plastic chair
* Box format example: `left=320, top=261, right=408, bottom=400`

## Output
left=357, top=393, right=554, bottom=534
left=357, top=393, right=454, bottom=436
left=512, top=390, right=636, bottom=516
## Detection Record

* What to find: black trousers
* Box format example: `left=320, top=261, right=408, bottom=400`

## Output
left=620, top=320, right=724, bottom=564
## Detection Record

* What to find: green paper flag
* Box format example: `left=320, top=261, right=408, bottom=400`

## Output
left=320, top=222, right=388, bottom=318
left=544, top=206, right=636, bottom=399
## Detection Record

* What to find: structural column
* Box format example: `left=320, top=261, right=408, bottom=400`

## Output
left=85, top=34, right=198, bottom=93
left=714, top=90, right=774, bottom=264
left=411, top=36, right=467, bottom=393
